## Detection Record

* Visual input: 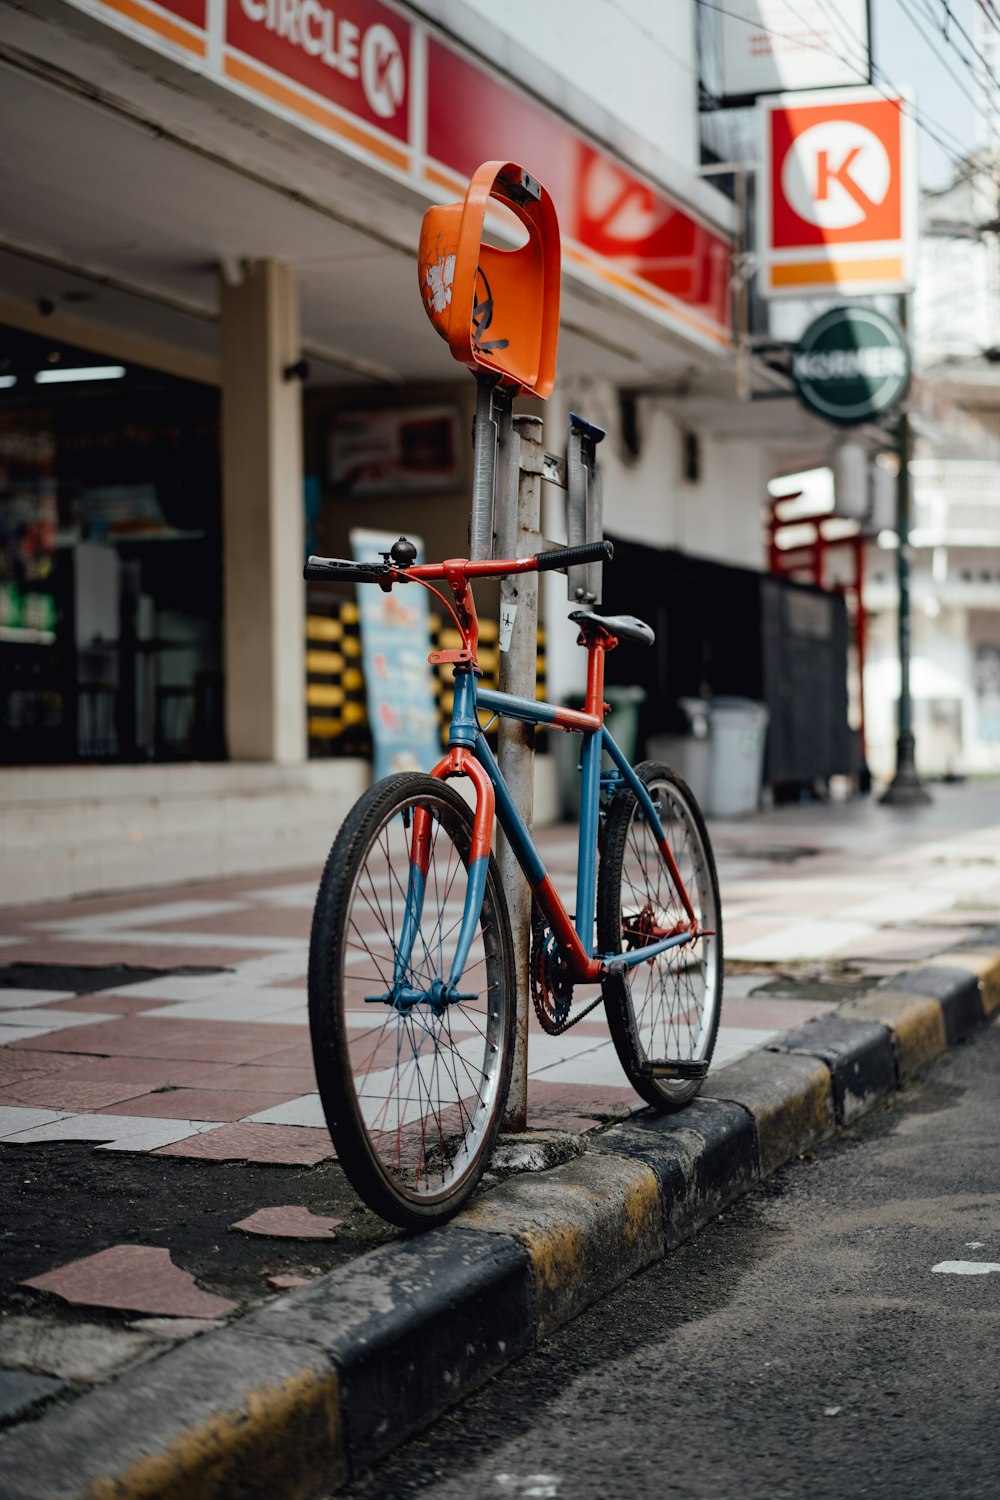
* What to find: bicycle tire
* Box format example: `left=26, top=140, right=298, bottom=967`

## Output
left=309, top=772, right=515, bottom=1229
left=597, top=761, right=723, bottom=1110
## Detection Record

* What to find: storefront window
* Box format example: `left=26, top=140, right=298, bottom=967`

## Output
left=0, top=328, right=223, bottom=764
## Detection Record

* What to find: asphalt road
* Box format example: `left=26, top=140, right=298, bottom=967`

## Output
left=339, top=1016, right=1000, bottom=1500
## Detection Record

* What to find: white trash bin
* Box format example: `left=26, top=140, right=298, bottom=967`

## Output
left=705, top=696, right=769, bottom=818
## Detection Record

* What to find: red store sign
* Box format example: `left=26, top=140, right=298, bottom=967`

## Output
left=425, top=39, right=731, bottom=339
left=226, top=0, right=410, bottom=143
left=73, top=0, right=731, bottom=341
left=160, top=0, right=206, bottom=27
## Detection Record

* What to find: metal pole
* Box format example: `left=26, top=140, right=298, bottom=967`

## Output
left=854, top=535, right=869, bottom=773
left=734, top=164, right=751, bottom=404
left=496, top=412, right=542, bottom=1132
left=881, top=294, right=931, bottom=806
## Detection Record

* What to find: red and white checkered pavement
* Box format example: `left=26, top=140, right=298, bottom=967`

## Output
left=2, top=791, right=999, bottom=1157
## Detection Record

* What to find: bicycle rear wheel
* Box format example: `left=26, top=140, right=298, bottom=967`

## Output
left=309, top=773, right=514, bottom=1229
left=597, top=761, right=722, bottom=1110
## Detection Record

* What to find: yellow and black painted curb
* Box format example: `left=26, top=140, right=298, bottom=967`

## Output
left=1, top=946, right=997, bottom=1500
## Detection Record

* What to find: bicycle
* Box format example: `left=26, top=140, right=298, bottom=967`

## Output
left=304, top=534, right=723, bottom=1230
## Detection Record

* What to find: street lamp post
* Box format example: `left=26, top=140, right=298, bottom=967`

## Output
left=881, top=296, right=931, bottom=806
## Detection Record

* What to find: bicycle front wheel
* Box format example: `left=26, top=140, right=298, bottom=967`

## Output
left=309, top=773, right=514, bottom=1229
left=597, top=761, right=722, bottom=1110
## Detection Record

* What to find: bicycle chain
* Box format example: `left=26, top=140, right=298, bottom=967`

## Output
left=536, top=989, right=606, bottom=1036
left=529, top=904, right=607, bottom=1036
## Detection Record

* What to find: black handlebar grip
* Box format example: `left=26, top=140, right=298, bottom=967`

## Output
left=303, top=555, right=388, bottom=583
left=535, top=540, right=614, bottom=571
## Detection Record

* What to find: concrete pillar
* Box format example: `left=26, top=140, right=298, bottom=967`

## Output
left=219, top=260, right=305, bottom=763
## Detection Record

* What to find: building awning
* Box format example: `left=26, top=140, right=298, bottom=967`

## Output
left=0, top=0, right=739, bottom=395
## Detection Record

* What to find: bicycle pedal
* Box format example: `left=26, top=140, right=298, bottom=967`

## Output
left=640, top=1058, right=710, bottom=1081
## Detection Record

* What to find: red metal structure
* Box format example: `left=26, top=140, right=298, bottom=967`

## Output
left=767, top=493, right=869, bottom=770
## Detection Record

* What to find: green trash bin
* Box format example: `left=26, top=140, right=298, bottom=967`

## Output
left=552, top=685, right=646, bottom=820
left=604, top=685, right=645, bottom=766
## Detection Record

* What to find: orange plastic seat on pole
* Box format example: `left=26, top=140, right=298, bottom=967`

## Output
left=417, top=161, right=561, bottom=400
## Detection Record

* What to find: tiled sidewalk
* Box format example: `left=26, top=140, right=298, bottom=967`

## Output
left=1, top=776, right=999, bottom=1425
left=3, top=783, right=1000, bottom=1160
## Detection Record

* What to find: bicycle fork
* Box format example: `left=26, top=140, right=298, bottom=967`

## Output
left=376, top=671, right=496, bottom=1013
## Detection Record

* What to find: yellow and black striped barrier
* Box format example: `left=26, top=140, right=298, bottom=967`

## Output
left=306, top=605, right=547, bottom=759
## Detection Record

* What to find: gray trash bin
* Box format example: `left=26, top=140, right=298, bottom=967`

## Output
left=647, top=696, right=711, bottom=810
left=705, top=696, right=769, bottom=817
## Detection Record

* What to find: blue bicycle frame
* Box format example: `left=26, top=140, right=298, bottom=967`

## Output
left=386, top=664, right=702, bottom=1006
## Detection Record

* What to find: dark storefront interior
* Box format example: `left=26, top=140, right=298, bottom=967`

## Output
left=0, top=328, right=223, bottom=765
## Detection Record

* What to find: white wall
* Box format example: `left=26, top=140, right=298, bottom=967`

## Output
left=414, top=0, right=702, bottom=186
left=451, top=0, right=699, bottom=173
left=687, top=435, right=769, bottom=565
left=540, top=383, right=768, bottom=702
left=863, top=600, right=1000, bottom=779
left=545, top=381, right=768, bottom=561
left=865, top=493, right=1000, bottom=775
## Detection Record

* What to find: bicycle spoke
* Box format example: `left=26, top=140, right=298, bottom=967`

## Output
left=599, top=764, right=722, bottom=1111
left=309, top=775, right=514, bottom=1226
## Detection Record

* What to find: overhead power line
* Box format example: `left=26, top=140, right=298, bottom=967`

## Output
left=894, top=0, right=984, bottom=112
left=896, top=0, right=997, bottom=111
left=695, top=0, right=977, bottom=171
left=809, top=0, right=978, bottom=158
left=910, top=0, right=1000, bottom=97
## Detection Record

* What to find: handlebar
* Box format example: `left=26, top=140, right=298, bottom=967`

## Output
left=302, top=557, right=391, bottom=583
left=303, top=539, right=613, bottom=586
left=535, top=540, right=613, bottom=571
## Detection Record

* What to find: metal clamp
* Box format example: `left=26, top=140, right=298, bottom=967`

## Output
left=565, top=412, right=606, bottom=606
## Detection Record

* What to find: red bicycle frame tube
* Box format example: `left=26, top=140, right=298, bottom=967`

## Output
left=428, top=745, right=496, bottom=862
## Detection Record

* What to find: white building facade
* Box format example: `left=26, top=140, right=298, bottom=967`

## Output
left=859, top=145, right=1000, bottom=782
left=0, top=0, right=836, bottom=901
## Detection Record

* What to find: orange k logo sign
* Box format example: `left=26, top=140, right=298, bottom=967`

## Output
left=782, top=121, right=892, bottom=230
left=816, top=147, right=874, bottom=214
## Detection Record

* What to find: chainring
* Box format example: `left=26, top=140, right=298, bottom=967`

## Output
left=530, top=903, right=574, bottom=1035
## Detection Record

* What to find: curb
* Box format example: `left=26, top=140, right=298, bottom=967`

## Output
left=2, top=946, right=998, bottom=1499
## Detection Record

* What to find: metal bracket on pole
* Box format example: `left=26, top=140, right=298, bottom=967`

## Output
left=470, top=375, right=499, bottom=560
left=565, top=412, right=606, bottom=606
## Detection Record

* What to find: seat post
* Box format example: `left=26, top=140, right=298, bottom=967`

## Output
left=583, top=635, right=609, bottom=720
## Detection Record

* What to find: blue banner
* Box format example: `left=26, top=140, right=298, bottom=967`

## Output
left=350, top=528, right=442, bottom=780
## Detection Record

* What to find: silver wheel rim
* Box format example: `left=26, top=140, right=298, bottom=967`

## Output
left=619, top=777, right=720, bottom=1080
left=338, top=794, right=506, bottom=1205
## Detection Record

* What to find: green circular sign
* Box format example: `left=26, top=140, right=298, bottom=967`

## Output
left=791, top=307, right=911, bottom=426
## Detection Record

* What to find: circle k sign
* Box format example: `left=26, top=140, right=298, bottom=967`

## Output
left=760, top=87, right=915, bottom=299
left=230, top=0, right=410, bottom=142
left=781, top=120, right=892, bottom=230
left=361, top=22, right=405, bottom=118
